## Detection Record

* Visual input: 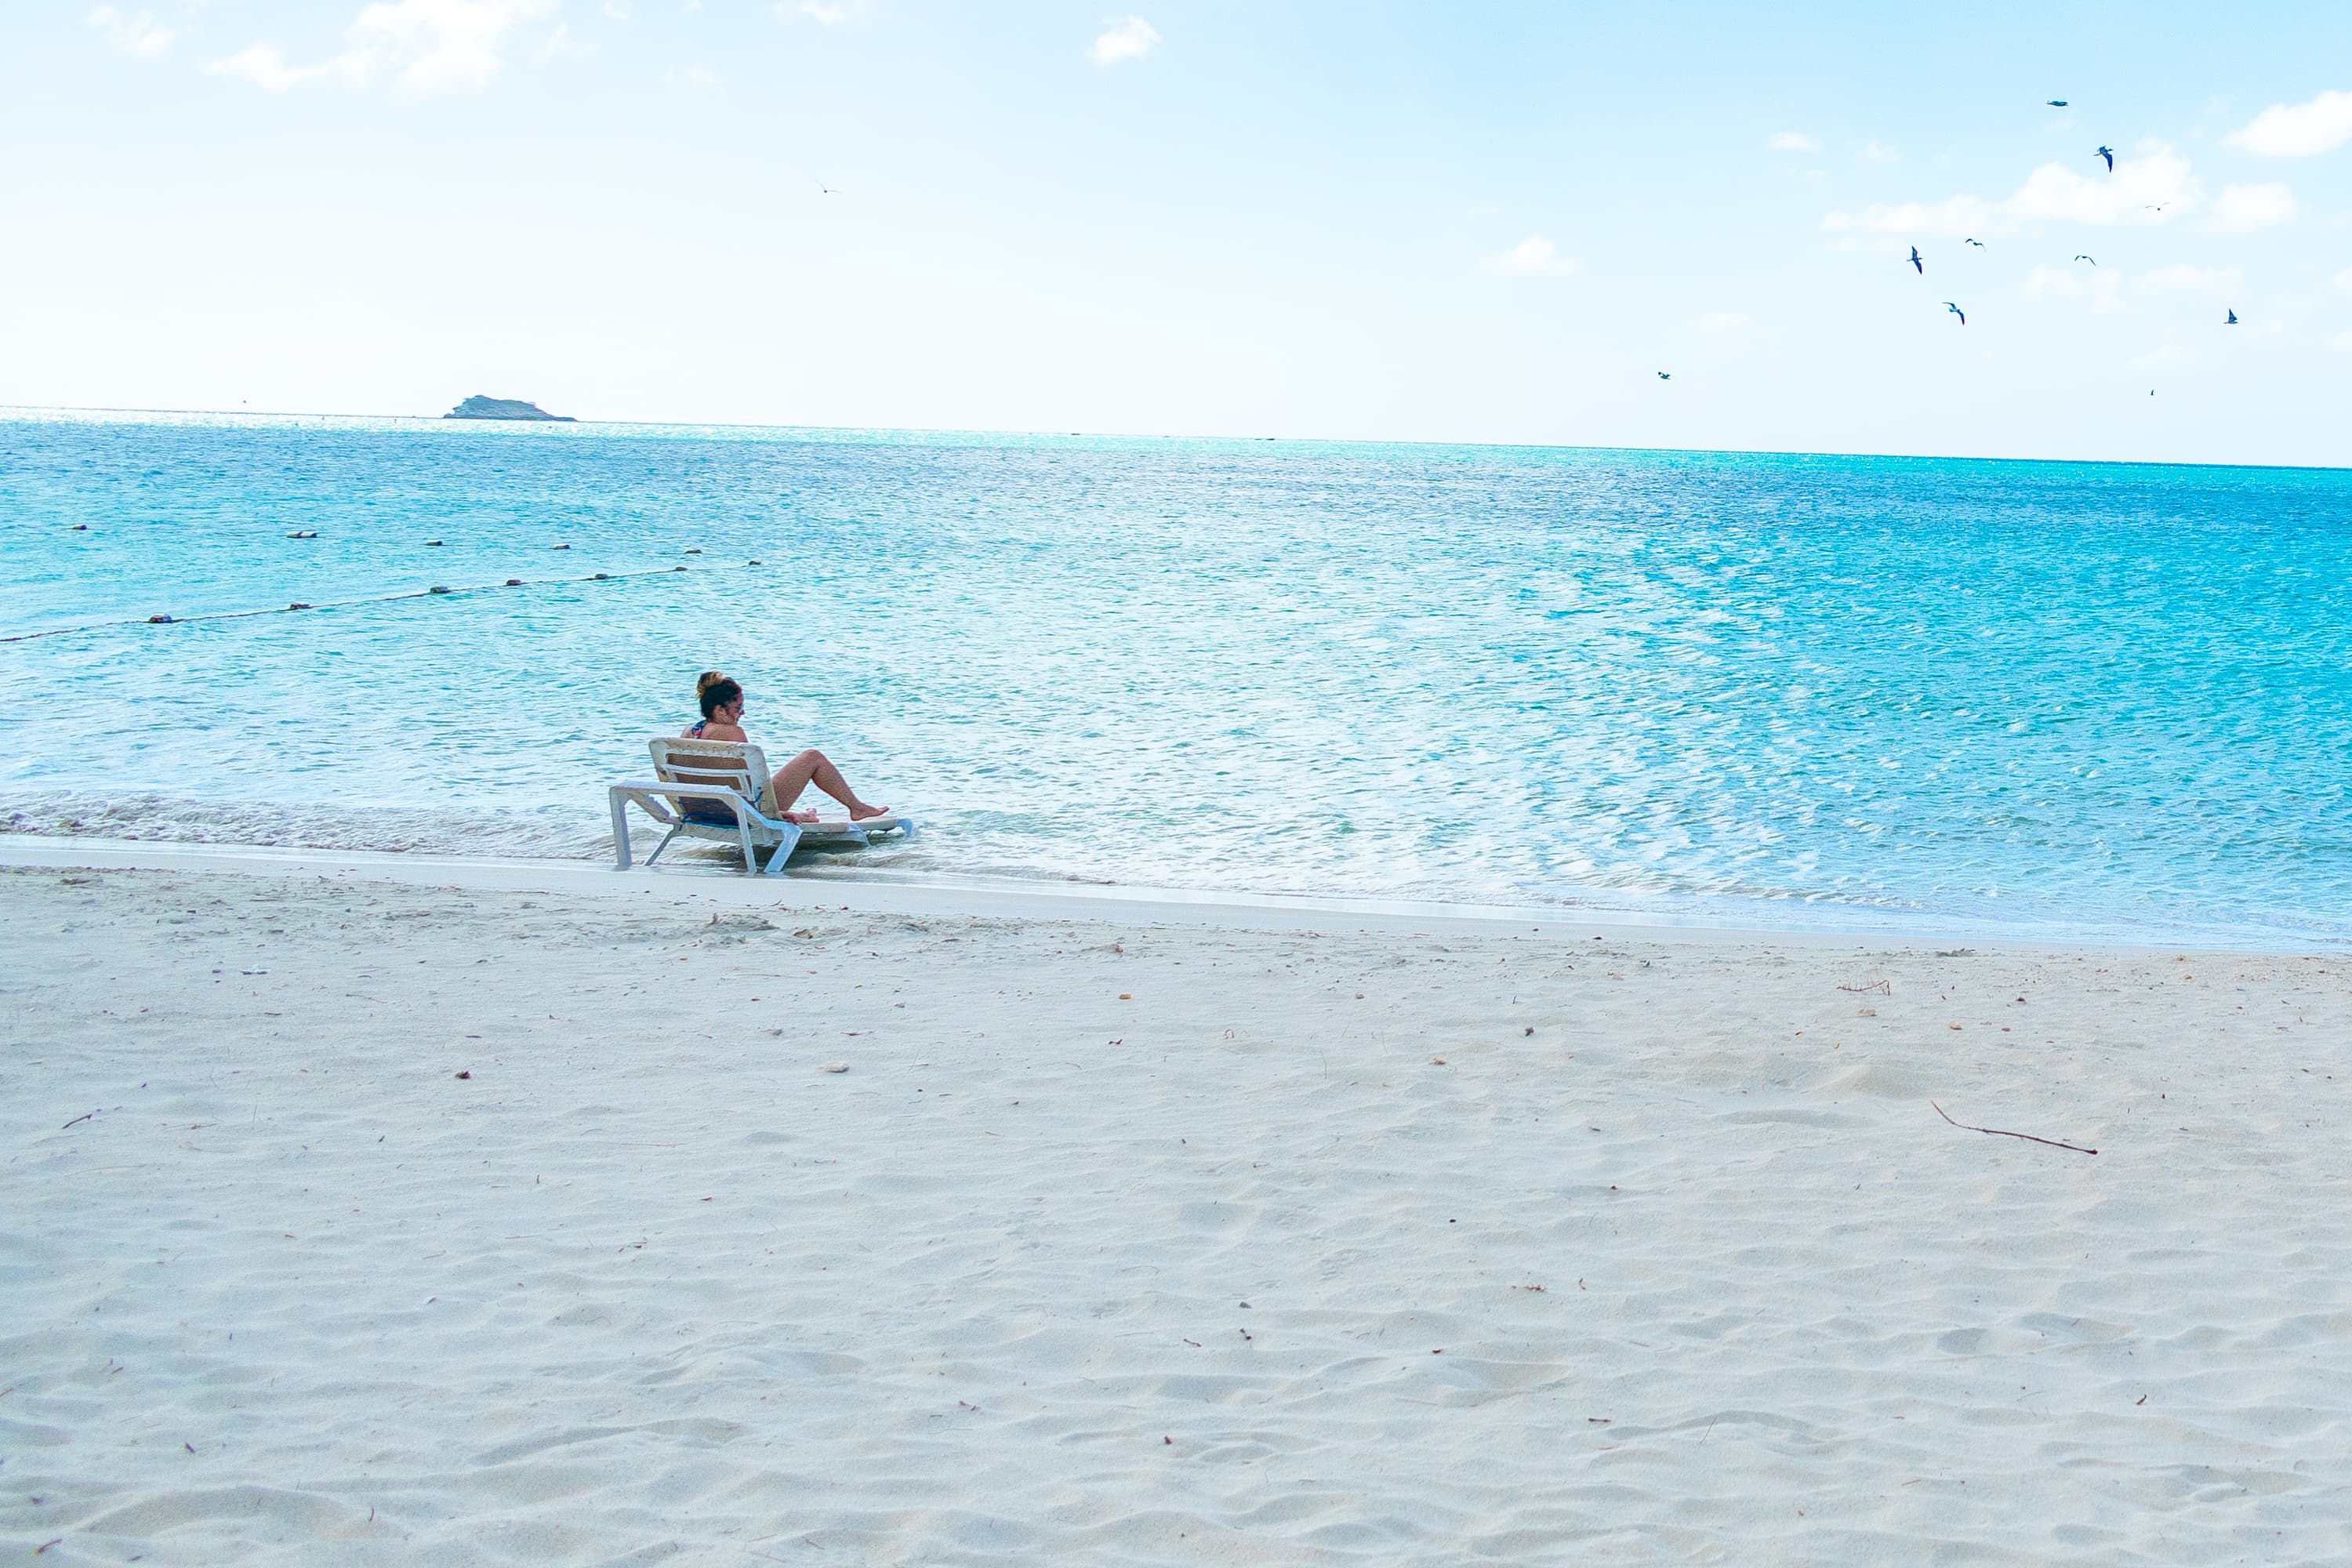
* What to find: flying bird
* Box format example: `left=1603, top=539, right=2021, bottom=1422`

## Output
left=2074, top=254, right=2096, bottom=265
left=818, top=182, right=840, bottom=194
left=1658, top=372, right=1671, bottom=380
left=1910, top=245, right=1924, bottom=274
left=2047, top=100, right=2068, bottom=107
left=1964, top=238, right=1985, bottom=246
left=2144, top=204, right=2165, bottom=212
left=1944, top=301, right=1966, bottom=325
left=2095, top=146, right=2114, bottom=172
left=2226, top=309, right=2239, bottom=325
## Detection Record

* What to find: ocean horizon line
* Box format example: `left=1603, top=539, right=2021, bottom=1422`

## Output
left=5, top=401, right=2347, bottom=477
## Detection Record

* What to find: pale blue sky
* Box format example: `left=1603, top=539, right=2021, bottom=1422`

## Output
left=6, top=2, right=2352, bottom=463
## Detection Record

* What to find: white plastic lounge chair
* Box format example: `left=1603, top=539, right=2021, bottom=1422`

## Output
left=608, top=739, right=915, bottom=877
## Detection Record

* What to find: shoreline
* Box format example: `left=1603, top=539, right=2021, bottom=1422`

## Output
left=0, top=831, right=2318, bottom=954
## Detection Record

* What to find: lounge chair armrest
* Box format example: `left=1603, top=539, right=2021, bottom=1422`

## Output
left=612, top=779, right=731, bottom=796
left=612, top=782, right=796, bottom=829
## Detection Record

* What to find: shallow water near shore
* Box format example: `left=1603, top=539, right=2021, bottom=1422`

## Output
left=4, top=408, right=2350, bottom=945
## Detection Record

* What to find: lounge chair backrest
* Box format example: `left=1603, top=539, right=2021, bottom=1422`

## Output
left=649, top=739, right=772, bottom=826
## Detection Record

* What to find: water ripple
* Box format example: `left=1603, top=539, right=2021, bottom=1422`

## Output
left=4, top=412, right=2349, bottom=944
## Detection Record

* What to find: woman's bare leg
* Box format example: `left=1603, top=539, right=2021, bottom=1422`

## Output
left=771, top=749, right=890, bottom=821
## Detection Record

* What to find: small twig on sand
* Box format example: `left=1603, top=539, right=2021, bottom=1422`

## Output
left=60, top=1112, right=93, bottom=1131
left=1933, top=1101, right=2096, bottom=1156
left=1837, top=979, right=1892, bottom=995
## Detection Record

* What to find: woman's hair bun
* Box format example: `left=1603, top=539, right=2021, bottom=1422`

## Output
left=695, top=670, right=729, bottom=697
left=698, top=674, right=745, bottom=720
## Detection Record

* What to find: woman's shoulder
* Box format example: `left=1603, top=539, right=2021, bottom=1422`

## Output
left=693, top=721, right=749, bottom=742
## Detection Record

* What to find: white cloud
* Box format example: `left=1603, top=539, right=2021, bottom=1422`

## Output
left=1087, top=15, right=1158, bottom=65
left=2132, top=341, right=2196, bottom=370
left=1486, top=236, right=1576, bottom=277
left=1857, top=139, right=1901, bottom=165
left=2021, top=264, right=2125, bottom=313
left=537, top=20, right=594, bottom=58
left=602, top=1, right=630, bottom=19
left=209, top=0, right=561, bottom=94
left=89, top=5, right=173, bottom=56
left=348, top=0, right=560, bottom=91
left=1828, top=140, right=2200, bottom=236
left=2227, top=89, right=2352, bottom=157
left=206, top=44, right=325, bottom=90
left=2208, top=182, right=2296, bottom=233
left=1823, top=195, right=1998, bottom=238
left=1694, top=312, right=1747, bottom=332
left=783, top=0, right=871, bottom=22
left=2009, top=142, right=2198, bottom=225
left=1766, top=132, right=1818, bottom=153
left=2138, top=263, right=2240, bottom=296
left=2019, top=262, right=2244, bottom=314
left=2337, top=267, right=2352, bottom=291
left=2020, top=264, right=2075, bottom=297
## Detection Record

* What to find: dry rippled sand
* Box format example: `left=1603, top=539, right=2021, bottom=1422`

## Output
left=3, top=866, right=2351, bottom=1564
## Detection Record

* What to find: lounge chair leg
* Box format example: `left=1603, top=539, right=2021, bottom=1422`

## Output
left=763, top=823, right=800, bottom=875
left=646, top=826, right=680, bottom=869
left=739, top=817, right=758, bottom=876
left=609, top=789, right=633, bottom=869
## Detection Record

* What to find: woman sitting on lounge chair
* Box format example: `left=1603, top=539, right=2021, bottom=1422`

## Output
left=682, top=672, right=893, bottom=824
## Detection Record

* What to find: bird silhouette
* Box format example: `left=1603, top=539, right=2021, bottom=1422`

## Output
left=1964, top=238, right=1985, bottom=246
left=2047, top=100, right=2068, bottom=107
left=818, top=183, right=840, bottom=194
left=1657, top=372, right=1671, bottom=380
left=2144, top=204, right=2165, bottom=212
left=2226, top=309, right=2239, bottom=325
left=1910, top=246, right=1924, bottom=274
left=2074, top=254, right=2096, bottom=265
left=2095, top=146, right=2114, bottom=172
left=1944, top=302, right=1965, bottom=325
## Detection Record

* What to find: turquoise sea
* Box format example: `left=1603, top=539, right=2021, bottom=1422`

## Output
left=4, top=410, right=2349, bottom=944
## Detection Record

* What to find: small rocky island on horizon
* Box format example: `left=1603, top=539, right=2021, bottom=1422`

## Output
left=445, top=395, right=575, bottom=422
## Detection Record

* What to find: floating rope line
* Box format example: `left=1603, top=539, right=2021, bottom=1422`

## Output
left=0, top=561, right=757, bottom=645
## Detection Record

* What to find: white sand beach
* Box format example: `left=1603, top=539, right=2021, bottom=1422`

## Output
left=5, top=850, right=2351, bottom=1564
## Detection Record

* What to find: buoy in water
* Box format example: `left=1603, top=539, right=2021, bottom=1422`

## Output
left=147, top=614, right=173, bottom=624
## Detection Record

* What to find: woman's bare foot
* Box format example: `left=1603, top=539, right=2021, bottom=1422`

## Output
left=849, top=802, right=892, bottom=822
